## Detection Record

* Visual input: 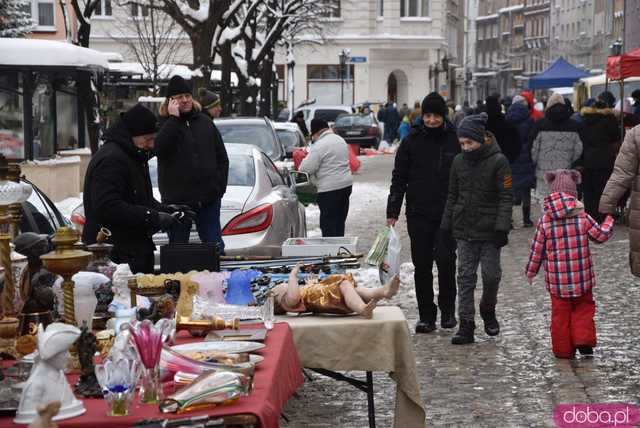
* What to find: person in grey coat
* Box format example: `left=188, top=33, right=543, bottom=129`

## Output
left=530, top=93, right=583, bottom=196
left=299, top=118, right=353, bottom=236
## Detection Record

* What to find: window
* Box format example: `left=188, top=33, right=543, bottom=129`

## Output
left=32, top=0, right=55, bottom=29
left=261, top=154, right=285, bottom=187
left=401, top=0, right=429, bottom=17
left=131, top=3, right=149, bottom=17
left=320, top=0, right=341, bottom=18
left=307, top=64, right=354, bottom=80
left=0, top=73, right=25, bottom=160
left=377, top=0, right=383, bottom=18
left=94, top=0, right=112, bottom=16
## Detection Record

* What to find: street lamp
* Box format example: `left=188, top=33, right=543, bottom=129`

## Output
left=339, top=50, right=348, bottom=105
left=610, top=39, right=623, bottom=56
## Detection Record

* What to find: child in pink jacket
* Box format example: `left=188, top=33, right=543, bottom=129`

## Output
left=526, top=169, right=614, bottom=358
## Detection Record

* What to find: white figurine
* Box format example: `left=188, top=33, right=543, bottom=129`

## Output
left=15, top=323, right=86, bottom=424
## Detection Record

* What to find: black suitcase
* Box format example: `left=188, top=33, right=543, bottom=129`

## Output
left=159, top=243, right=220, bottom=273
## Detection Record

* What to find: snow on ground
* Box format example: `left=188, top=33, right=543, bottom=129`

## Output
left=55, top=195, right=82, bottom=220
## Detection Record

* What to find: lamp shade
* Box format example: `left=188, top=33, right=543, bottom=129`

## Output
left=0, top=180, right=24, bottom=205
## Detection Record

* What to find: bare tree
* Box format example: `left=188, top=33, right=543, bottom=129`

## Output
left=110, top=0, right=183, bottom=95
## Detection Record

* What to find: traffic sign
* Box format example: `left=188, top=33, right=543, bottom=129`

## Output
left=350, top=56, right=367, bottom=63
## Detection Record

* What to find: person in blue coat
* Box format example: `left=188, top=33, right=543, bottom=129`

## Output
left=505, top=100, right=535, bottom=227
left=398, top=115, right=411, bottom=142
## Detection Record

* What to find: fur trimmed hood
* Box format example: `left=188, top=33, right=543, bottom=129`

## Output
left=580, top=107, right=616, bottom=116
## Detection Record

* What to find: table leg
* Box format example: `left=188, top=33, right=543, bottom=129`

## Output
left=366, top=371, right=375, bottom=428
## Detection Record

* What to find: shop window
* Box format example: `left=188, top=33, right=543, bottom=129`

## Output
left=56, top=84, right=79, bottom=151
left=0, top=73, right=25, bottom=160
left=32, top=77, right=55, bottom=159
left=307, top=64, right=354, bottom=80
left=94, top=0, right=112, bottom=16
left=401, top=0, right=429, bottom=17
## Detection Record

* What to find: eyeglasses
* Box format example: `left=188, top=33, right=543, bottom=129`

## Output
left=171, top=94, right=192, bottom=101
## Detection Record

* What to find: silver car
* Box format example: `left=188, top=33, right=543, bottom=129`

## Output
left=151, top=143, right=307, bottom=257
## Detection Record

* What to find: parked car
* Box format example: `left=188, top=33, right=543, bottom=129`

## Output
left=274, top=122, right=308, bottom=158
left=215, top=117, right=286, bottom=162
left=20, top=178, right=70, bottom=235
left=71, top=144, right=309, bottom=262
left=332, top=113, right=382, bottom=148
left=294, top=104, right=353, bottom=131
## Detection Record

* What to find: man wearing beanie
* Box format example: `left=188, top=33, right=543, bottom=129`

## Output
left=156, top=75, right=229, bottom=251
left=198, top=87, right=222, bottom=119
left=83, top=104, right=187, bottom=273
left=441, top=113, right=513, bottom=344
left=386, top=91, right=460, bottom=334
left=299, top=118, right=353, bottom=237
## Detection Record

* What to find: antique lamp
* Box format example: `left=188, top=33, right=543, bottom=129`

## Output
left=40, top=228, right=92, bottom=325
left=6, top=163, right=31, bottom=239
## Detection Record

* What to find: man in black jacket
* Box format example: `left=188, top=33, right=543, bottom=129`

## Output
left=485, top=95, right=521, bottom=163
left=386, top=92, right=460, bottom=333
left=156, top=76, right=229, bottom=252
left=83, top=104, right=186, bottom=274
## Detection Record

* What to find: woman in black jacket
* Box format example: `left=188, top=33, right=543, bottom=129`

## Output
left=578, top=100, right=621, bottom=222
left=155, top=76, right=229, bottom=251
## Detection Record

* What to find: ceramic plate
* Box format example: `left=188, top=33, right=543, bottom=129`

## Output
left=171, top=341, right=266, bottom=355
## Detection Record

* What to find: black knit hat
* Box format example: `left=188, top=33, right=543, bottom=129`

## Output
left=421, top=92, right=447, bottom=118
left=166, top=75, right=192, bottom=98
left=457, top=113, right=488, bottom=144
left=122, top=104, right=157, bottom=137
left=310, top=118, right=329, bottom=136
left=198, top=87, right=220, bottom=109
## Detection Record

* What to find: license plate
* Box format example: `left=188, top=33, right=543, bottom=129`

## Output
left=346, top=131, right=360, bottom=136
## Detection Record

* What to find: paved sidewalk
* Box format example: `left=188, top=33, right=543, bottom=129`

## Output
left=283, top=155, right=640, bottom=427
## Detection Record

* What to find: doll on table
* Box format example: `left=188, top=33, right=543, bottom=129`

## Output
left=272, top=264, right=400, bottom=318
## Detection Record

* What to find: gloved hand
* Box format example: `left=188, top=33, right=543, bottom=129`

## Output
left=166, top=204, right=196, bottom=222
left=434, top=229, right=456, bottom=262
left=493, top=231, right=509, bottom=248
left=157, top=212, right=178, bottom=231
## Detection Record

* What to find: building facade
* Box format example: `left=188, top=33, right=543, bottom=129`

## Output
left=474, top=0, right=502, bottom=99
left=26, top=0, right=77, bottom=41
left=523, top=0, right=550, bottom=77
left=626, top=0, right=640, bottom=51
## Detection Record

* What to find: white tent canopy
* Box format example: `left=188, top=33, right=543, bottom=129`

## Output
left=0, top=38, right=108, bottom=69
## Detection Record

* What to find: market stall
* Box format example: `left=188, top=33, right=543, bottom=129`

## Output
left=528, top=57, right=590, bottom=90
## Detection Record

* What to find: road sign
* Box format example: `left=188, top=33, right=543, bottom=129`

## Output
left=350, top=56, right=367, bottom=63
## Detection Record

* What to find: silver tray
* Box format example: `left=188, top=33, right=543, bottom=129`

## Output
left=171, top=340, right=266, bottom=355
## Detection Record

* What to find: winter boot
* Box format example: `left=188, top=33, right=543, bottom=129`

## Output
left=441, top=314, right=457, bottom=329
left=415, top=321, right=436, bottom=334
left=451, top=320, right=475, bottom=345
left=481, top=309, right=500, bottom=336
left=577, top=346, right=594, bottom=357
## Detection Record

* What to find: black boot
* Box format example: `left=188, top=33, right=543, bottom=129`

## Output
left=415, top=321, right=436, bottom=334
left=481, top=309, right=500, bottom=336
left=577, top=346, right=593, bottom=357
left=451, top=320, right=475, bottom=345
left=441, top=314, right=457, bottom=329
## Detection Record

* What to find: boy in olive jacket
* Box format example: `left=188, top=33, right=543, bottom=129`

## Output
left=440, top=113, right=513, bottom=345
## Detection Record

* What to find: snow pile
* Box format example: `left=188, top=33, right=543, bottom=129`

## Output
left=177, top=0, right=210, bottom=22
left=0, top=0, right=34, bottom=37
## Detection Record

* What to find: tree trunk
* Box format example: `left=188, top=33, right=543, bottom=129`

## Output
left=220, top=43, right=233, bottom=116
left=190, top=29, right=214, bottom=94
left=260, top=54, right=273, bottom=118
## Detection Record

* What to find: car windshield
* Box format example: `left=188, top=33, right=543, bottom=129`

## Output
left=315, top=109, right=350, bottom=122
left=335, top=115, right=372, bottom=127
left=276, top=129, right=299, bottom=151
left=216, top=123, right=276, bottom=158
left=149, top=154, right=255, bottom=187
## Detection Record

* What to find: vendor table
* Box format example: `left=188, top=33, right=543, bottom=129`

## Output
left=276, top=306, right=426, bottom=428
left=1, top=323, right=302, bottom=428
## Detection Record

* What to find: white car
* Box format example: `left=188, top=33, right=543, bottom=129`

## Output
left=294, top=104, right=354, bottom=130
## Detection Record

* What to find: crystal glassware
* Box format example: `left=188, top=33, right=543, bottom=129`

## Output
left=129, top=320, right=171, bottom=404
left=95, top=358, right=140, bottom=416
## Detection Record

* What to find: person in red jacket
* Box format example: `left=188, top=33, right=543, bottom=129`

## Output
left=525, top=169, right=614, bottom=359
left=520, top=90, right=543, bottom=121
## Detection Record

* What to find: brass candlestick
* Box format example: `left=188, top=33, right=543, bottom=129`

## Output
left=7, top=164, right=23, bottom=239
left=40, top=228, right=92, bottom=325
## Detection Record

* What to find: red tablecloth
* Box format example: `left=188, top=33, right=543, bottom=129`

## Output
left=1, top=323, right=302, bottom=428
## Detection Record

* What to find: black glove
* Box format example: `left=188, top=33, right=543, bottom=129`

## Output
left=157, top=212, right=177, bottom=231
left=434, top=229, right=456, bottom=262
left=493, top=231, right=509, bottom=248
left=166, top=204, right=197, bottom=221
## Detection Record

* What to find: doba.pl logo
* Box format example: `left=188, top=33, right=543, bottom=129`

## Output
left=554, top=404, right=640, bottom=427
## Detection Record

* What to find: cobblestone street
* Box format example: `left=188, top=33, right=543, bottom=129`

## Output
left=282, top=155, right=640, bottom=427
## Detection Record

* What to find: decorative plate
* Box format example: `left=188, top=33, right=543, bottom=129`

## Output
left=171, top=340, right=266, bottom=355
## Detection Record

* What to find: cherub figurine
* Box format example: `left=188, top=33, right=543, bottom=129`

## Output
left=15, top=323, right=85, bottom=424
left=272, top=264, right=400, bottom=318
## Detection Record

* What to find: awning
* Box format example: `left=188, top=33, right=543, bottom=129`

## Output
left=0, top=38, right=108, bottom=69
left=528, top=57, right=590, bottom=89
left=606, top=48, right=640, bottom=80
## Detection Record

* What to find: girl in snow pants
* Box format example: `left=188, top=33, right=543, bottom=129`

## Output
left=525, top=170, right=614, bottom=358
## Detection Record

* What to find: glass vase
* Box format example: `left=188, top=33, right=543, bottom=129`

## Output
left=139, top=365, right=161, bottom=404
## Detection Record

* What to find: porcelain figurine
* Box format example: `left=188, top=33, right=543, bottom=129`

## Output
left=272, top=264, right=401, bottom=319
left=15, top=323, right=85, bottom=424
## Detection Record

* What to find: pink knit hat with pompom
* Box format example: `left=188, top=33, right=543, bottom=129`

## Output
left=544, top=169, right=581, bottom=197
